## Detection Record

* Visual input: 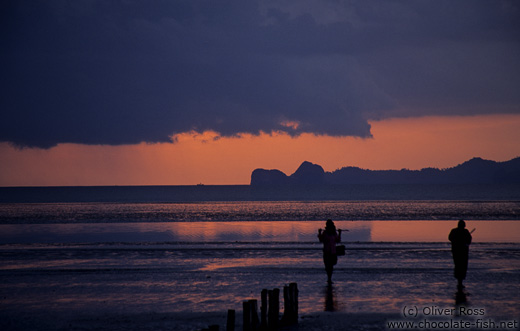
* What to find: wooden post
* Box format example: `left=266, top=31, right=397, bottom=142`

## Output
left=290, top=282, right=298, bottom=324
left=243, top=301, right=251, bottom=331
left=268, top=289, right=279, bottom=330
left=260, top=289, right=268, bottom=330
left=249, top=299, right=259, bottom=331
left=282, top=283, right=298, bottom=325
left=227, top=309, right=235, bottom=331
left=283, top=285, right=290, bottom=324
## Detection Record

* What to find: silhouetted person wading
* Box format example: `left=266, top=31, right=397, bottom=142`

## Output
left=449, top=220, right=472, bottom=289
left=318, top=219, right=342, bottom=283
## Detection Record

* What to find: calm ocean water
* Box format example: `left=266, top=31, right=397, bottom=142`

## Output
left=2, top=184, right=520, bottom=203
left=0, top=184, right=519, bottom=244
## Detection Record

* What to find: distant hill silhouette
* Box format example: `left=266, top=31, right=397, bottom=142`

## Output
left=250, top=157, right=520, bottom=186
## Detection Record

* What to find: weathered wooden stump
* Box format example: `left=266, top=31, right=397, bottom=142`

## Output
left=282, top=282, right=299, bottom=325
left=243, top=299, right=259, bottom=331
left=243, top=301, right=251, bottom=331
left=227, top=309, right=235, bottom=331
left=267, top=289, right=280, bottom=330
left=232, top=283, right=298, bottom=331
left=260, top=289, right=268, bottom=329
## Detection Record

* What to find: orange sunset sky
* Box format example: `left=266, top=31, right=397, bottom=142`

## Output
left=1, top=114, right=519, bottom=186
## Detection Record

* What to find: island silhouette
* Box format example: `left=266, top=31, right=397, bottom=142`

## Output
left=250, top=157, right=520, bottom=186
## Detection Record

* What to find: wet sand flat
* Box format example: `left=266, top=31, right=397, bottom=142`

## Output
left=1, top=240, right=519, bottom=330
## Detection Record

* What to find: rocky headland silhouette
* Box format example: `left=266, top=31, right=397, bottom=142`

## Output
left=250, top=157, right=520, bottom=186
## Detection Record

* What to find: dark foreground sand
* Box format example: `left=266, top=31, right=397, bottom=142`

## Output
left=3, top=310, right=401, bottom=331
left=5, top=309, right=519, bottom=331
left=1, top=241, right=519, bottom=330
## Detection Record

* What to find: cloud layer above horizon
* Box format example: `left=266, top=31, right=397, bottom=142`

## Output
left=2, top=0, right=519, bottom=147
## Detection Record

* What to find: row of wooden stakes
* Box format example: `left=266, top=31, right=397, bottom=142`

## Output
left=202, top=282, right=299, bottom=331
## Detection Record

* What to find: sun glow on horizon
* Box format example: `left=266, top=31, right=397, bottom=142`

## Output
left=1, top=114, right=519, bottom=186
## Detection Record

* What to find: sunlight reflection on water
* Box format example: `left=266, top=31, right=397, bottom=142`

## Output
left=1, top=220, right=519, bottom=244
left=1, top=200, right=519, bottom=224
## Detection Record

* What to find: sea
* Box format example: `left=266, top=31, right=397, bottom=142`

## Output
left=1, top=184, right=519, bottom=330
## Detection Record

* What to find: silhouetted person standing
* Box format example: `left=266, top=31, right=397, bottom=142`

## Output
left=449, top=220, right=472, bottom=289
left=318, top=219, right=342, bottom=283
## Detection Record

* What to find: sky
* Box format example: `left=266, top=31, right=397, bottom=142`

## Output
left=1, top=0, right=519, bottom=186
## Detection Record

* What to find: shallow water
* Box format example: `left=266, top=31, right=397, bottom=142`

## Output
left=1, top=220, right=519, bottom=245
left=1, top=199, right=519, bottom=329
left=1, top=241, right=519, bottom=321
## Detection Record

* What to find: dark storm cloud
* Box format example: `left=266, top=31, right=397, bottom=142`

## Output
left=1, top=0, right=519, bottom=147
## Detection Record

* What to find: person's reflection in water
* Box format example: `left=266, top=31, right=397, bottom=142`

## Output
left=324, top=284, right=338, bottom=312
left=453, top=287, right=468, bottom=317
left=455, top=288, right=467, bottom=306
